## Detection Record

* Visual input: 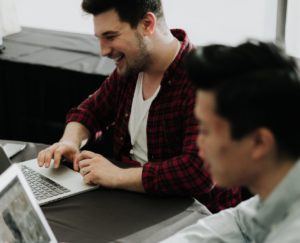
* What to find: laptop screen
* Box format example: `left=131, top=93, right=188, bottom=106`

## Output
left=0, top=165, right=57, bottom=243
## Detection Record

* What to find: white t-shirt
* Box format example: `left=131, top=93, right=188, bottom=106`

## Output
left=128, top=72, right=161, bottom=165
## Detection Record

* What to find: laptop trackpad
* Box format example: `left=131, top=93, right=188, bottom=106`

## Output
left=18, top=159, right=88, bottom=191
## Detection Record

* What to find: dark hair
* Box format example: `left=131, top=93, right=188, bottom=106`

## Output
left=82, top=0, right=163, bottom=28
left=186, top=41, right=300, bottom=159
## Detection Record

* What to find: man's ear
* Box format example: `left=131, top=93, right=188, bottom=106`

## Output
left=139, top=12, right=156, bottom=36
left=251, top=128, right=275, bottom=160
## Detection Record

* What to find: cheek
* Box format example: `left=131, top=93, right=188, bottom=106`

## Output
left=204, top=142, right=229, bottom=172
left=212, top=146, right=250, bottom=187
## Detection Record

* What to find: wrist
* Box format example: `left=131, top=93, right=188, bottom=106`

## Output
left=59, top=140, right=80, bottom=150
left=61, top=122, right=90, bottom=149
left=116, top=168, right=144, bottom=192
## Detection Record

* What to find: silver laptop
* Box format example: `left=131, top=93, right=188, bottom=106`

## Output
left=0, top=145, right=98, bottom=205
left=0, top=164, right=57, bottom=243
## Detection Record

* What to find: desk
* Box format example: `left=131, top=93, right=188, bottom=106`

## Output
left=0, top=27, right=114, bottom=144
left=0, top=140, right=211, bottom=243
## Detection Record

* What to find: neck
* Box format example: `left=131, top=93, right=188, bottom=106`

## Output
left=144, top=29, right=180, bottom=77
left=249, top=159, right=295, bottom=200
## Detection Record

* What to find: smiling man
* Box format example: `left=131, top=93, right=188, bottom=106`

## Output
left=161, top=41, right=300, bottom=242
left=37, top=0, right=241, bottom=213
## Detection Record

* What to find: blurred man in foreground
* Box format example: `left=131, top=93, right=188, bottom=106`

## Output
left=162, top=41, right=300, bottom=242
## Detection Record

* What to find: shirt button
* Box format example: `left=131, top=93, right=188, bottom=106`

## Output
left=120, top=136, right=124, bottom=141
left=125, top=113, right=129, bottom=117
left=168, top=80, right=172, bottom=85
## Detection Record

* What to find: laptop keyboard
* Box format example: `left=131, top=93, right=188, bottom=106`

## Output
left=21, top=165, right=70, bottom=201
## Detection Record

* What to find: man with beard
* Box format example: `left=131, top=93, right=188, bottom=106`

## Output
left=37, top=0, right=241, bottom=213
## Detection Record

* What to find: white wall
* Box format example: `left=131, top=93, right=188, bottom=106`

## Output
left=286, top=0, right=300, bottom=58
left=162, top=0, right=268, bottom=46
left=15, top=0, right=273, bottom=45
left=15, top=0, right=94, bottom=34
left=15, top=0, right=299, bottom=59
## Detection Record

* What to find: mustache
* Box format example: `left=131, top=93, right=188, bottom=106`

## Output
left=107, top=53, right=123, bottom=59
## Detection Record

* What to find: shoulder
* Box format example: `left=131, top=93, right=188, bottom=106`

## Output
left=265, top=200, right=300, bottom=243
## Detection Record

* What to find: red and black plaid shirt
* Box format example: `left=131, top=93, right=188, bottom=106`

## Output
left=66, top=29, right=241, bottom=213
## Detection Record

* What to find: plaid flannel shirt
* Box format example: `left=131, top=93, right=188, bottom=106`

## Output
left=66, top=29, right=241, bottom=213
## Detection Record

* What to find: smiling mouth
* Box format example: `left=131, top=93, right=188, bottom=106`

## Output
left=113, top=54, right=125, bottom=64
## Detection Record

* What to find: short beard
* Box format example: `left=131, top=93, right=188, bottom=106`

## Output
left=123, top=32, right=152, bottom=77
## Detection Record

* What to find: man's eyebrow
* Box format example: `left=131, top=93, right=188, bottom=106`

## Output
left=95, top=31, right=119, bottom=38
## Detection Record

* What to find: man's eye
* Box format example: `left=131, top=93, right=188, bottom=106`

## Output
left=106, top=36, right=116, bottom=41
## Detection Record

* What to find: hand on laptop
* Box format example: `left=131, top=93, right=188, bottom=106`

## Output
left=75, top=150, right=144, bottom=192
left=37, top=141, right=80, bottom=170
left=76, top=150, right=123, bottom=188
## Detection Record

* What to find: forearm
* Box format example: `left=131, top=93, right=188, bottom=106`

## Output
left=60, top=122, right=91, bottom=148
left=118, top=167, right=145, bottom=193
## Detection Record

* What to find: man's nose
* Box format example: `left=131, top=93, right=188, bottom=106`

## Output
left=198, top=149, right=206, bottom=161
left=197, top=135, right=206, bottom=160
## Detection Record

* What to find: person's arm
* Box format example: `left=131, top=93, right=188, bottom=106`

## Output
left=117, top=167, right=144, bottom=192
left=38, top=71, right=119, bottom=170
left=37, top=122, right=90, bottom=169
left=65, top=71, right=119, bottom=136
left=60, top=121, right=90, bottom=148
left=76, top=150, right=144, bottom=192
left=57, top=121, right=90, bottom=170
left=73, top=82, right=203, bottom=194
left=160, top=197, right=257, bottom=243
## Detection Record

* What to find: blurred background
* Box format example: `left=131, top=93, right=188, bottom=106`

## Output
left=14, top=0, right=300, bottom=58
left=0, top=0, right=299, bottom=144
